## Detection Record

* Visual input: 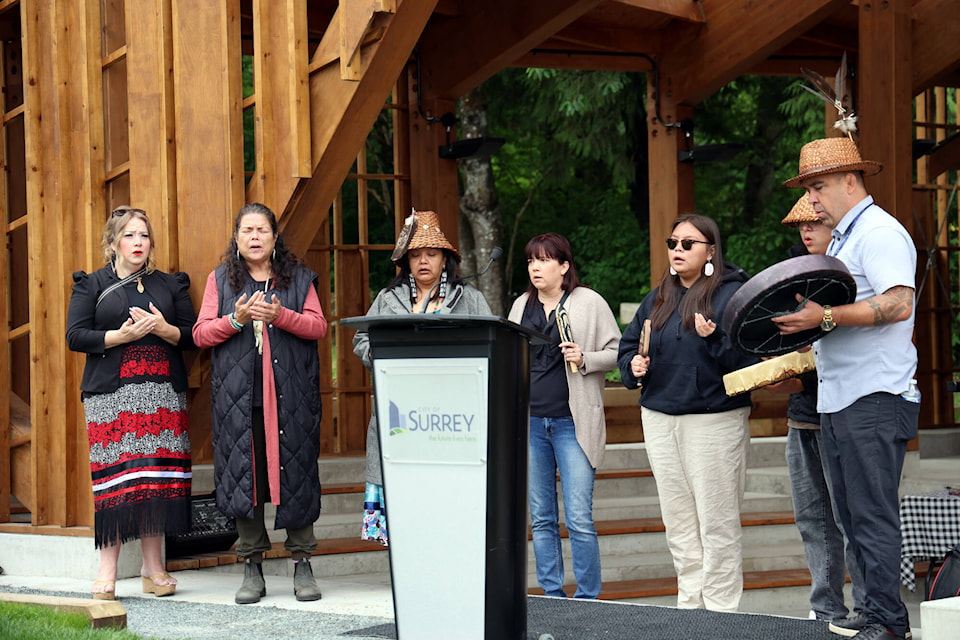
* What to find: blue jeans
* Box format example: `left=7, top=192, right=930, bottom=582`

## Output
left=786, top=427, right=865, bottom=620
left=529, top=416, right=601, bottom=599
left=821, top=392, right=919, bottom=638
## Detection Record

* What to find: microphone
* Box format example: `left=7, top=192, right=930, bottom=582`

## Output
left=462, top=246, right=502, bottom=280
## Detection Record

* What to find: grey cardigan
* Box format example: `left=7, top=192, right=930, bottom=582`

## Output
left=509, top=287, right=621, bottom=469
left=353, top=281, right=492, bottom=484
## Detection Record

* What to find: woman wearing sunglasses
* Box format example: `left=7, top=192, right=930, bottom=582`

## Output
left=617, top=213, right=757, bottom=612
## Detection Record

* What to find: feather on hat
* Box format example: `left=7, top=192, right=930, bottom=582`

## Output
left=390, top=210, right=459, bottom=263
left=785, top=53, right=883, bottom=188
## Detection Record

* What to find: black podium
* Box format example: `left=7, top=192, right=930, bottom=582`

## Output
left=340, top=315, right=546, bottom=640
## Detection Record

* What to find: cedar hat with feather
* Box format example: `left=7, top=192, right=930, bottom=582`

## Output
left=390, top=210, right=460, bottom=263
left=783, top=52, right=882, bottom=188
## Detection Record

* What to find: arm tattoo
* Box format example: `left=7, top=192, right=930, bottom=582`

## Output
left=867, top=286, right=914, bottom=326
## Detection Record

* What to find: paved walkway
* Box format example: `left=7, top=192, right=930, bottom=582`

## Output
left=0, top=570, right=397, bottom=640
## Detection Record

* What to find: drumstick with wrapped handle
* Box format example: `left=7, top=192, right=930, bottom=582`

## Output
left=556, top=306, right=577, bottom=372
left=639, top=319, right=651, bottom=357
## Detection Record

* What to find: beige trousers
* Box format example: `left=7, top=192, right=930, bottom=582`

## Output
left=641, top=406, right=751, bottom=612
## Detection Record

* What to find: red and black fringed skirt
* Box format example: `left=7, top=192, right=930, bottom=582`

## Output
left=83, top=343, right=192, bottom=549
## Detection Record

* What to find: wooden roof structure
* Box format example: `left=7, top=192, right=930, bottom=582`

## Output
left=2, top=0, right=959, bottom=534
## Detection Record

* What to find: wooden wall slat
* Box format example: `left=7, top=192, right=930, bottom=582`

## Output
left=126, top=0, right=178, bottom=270
left=0, top=38, right=10, bottom=523
left=24, top=0, right=103, bottom=527
left=248, top=0, right=311, bottom=211
left=170, top=1, right=245, bottom=464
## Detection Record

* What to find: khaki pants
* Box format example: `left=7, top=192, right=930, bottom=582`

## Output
left=641, top=406, right=751, bottom=612
left=235, top=407, right=317, bottom=561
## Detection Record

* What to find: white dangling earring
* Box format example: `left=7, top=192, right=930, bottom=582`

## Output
left=704, top=261, right=715, bottom=277
left=669, top=266, right=677, bottom=276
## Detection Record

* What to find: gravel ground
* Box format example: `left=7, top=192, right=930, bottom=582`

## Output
left=0, top=585, right=395, bottom=640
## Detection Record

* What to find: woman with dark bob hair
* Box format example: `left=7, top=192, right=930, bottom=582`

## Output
left=193, top=202, right=328, bottom=604
left=508, top=232, right=621, bottom=599
left=618, top=214, right=757, bottom=612
left=352, top=210, right=491, bottom=546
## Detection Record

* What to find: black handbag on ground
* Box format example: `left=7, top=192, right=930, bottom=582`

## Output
left=926, top=545, right=960, bottom=600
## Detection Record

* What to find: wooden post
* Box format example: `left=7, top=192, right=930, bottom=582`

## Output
left=170, top=1, right=245, bottom=457
left=407, top=65, right=458, bottom=244
left=126, top=0, right=178, bottom=270
left=646, top=76, right=693, bottom=287
left=24, top=0, right=105, bottom=527
left=857, top=0, right=912, bottom=230
left=248, top=0, right=311, bottom=211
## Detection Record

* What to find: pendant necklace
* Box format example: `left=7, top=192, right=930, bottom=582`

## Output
left=136, top=277, right=144, bottom=293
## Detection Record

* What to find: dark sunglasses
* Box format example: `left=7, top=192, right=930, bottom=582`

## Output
left=666, top=238, right=712, bottom=251
left=111, top=207, right=147, bottom=218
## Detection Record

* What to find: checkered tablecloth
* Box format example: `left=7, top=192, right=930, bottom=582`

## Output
left=899, top=489, right=960, bottom=591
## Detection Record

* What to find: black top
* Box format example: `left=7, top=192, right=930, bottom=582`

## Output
left=522, top=298, right=570, bottom=417
left=66, top=266, right=197, bottom=394
left=618, top=262, right=758, bottom=415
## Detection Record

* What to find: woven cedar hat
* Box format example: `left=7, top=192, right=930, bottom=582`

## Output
left=780, top=194, right=819, bottom=225
left=783, top=137, right=883, bottom=188
left=390, top=210, right=460, bottom=263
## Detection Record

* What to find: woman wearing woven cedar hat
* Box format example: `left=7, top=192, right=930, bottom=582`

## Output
left=507, top=232, right=621, bottom=599
left=352, top=211, right=491, bottom=545
left=769, top=195, right=866, bottom=626
left=774, top=136, right=917, bottom=640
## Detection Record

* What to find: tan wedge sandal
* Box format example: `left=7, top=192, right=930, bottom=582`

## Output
left=141, top=572, right=177, bottom=597
left=92, top=579, right=116, bottom=600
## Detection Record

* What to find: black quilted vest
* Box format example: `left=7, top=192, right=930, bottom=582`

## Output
left=210, top=263, right=322, bottom=529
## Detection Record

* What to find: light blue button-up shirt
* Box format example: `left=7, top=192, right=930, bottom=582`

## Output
left=814, top=196, right=918, bottom=413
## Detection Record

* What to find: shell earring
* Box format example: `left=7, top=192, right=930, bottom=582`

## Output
left=236, top=249, right=241, bottom=261
left=704, top=261, right=715, bottom=277
left=669, top=266, right=677, bottom=276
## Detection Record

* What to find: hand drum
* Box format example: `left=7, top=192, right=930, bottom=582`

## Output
left=723, top=254, right=856, bottom=356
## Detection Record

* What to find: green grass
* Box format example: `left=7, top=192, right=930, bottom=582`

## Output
left=0, top=600, right=150, bottom=640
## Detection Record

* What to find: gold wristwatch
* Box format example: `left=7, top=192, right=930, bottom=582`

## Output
left=820, top=305, right=836, bottom=332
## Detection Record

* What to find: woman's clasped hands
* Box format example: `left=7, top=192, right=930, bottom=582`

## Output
left=234, top=290, right=281, bottom=325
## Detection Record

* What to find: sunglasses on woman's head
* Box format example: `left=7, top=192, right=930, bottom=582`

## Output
left=111, top=207, right=147, bottom=218
left=665, top=238, right=712, bottom=251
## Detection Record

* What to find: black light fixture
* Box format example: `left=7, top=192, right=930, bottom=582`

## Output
left=678, top=143, right=746, bottom=164
left=413, top=50, right=505, bottom=160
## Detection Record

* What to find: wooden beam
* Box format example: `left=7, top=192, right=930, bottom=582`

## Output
left=340, top=0, right=395, bottom=81
left=407, top=78, right=458, bottom=236
left=646, top=76, right=694, bottom=287
left=170, top=0, right=245, bottom=300
left=857, top=0, right=912, bottom=232
left=248, top=0, right=311, bottom=210
left=612, top=0, right=706, bottom=23
left=126, top=0, right=178, bottom=270
left=928, top=134, right=960, bottom=180
left=658, top=0, right=851, bottom=106
left=912, top=0, right=960, bottom=93
left=280, top=0, right=438, bottom=255
left=417, top=0, right=603, bottom=102
left=513, top=48, right=657, bottom=73
left=25, top=0, right=104, bottom=527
